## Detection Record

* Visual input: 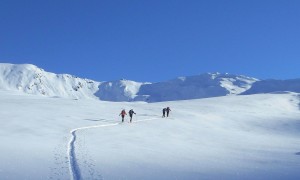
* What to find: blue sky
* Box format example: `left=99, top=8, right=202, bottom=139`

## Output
left=1, top=0, right=300, bottom=82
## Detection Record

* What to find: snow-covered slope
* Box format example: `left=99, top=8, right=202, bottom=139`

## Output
left=135, top=73, right=257, bottom=102
left=243, top=79, right=300, bottom=95
left=0, top=63, right=258, bottom=102
left=95, top=79, right=149, bottom=101
left=0, top=90, right=299, bottom=179
left=2, top=63, right=300, bottom=102
left=98, top=73, right=258, bottom=102
left=0, top=63, right=99, bottom=99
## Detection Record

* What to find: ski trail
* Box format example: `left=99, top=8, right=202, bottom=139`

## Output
left=67, top=117, right=158, bottom=180
left=68, top=130, right=82, bottom=180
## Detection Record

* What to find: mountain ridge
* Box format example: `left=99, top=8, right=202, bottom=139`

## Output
left=1, top=63, right=299, bottom=102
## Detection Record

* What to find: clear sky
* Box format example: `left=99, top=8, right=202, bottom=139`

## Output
left=1, top=0, right=300, bottom=82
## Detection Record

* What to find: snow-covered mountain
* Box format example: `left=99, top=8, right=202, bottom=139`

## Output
left=97, top=74, right=258, bottom=102
left=1, top=64, right=300, bottom=179
left=134, top=73, right=257, bottom=102
left=87, top=73, right=258, bottom=102
left=95, top=80, right=149, bottom=101
left=0, top=63, right=100, bottom=99
left=4, top=63, right=300, bottom=102
left=0, top=63, right=259, bottom=102
left=242, top=79, right=300, bottom=95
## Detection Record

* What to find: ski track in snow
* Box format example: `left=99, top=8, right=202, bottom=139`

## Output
left=67, top=117, right=159, bottom=180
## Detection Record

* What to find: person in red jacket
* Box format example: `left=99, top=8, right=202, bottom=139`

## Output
left=119, top=109, right=127, bottom=122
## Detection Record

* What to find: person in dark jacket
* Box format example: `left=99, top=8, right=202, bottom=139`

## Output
left=166, top=107, right=171, bottom=117
left=162, top=108, right=166, bottom=118
left=128, top=109, right=136, bottom=123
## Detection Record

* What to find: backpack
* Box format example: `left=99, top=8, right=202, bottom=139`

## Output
left=121, top=110, right=126, bottom=115
left=129, top=110, right=135, bottom=115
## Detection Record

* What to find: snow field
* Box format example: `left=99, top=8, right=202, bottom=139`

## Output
left=0, top=90, right=300, bottom=179
left=80, top=94, right=300, bottom=179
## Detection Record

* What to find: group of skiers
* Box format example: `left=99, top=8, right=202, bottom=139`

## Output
left=119, top=109, right=136, bottom=123
left=162, top=107, right=171, bottom=118
left=119, top=107, right=171, bottom=123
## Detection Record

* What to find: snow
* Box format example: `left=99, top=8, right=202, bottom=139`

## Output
left=0, top=63, right=100, bottom=99
left=96, top=80, right=146, bottom=101
left=0, top=90, right=300, bottom=179
left=136, top=73, right=257, bottom=102
left=220, top=76, right=257, bottom=95
left=0, top=63, right=258, bottom=102
left=243, top=79, right=300, bottom=95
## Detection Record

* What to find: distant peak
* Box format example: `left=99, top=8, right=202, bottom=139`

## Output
left=207, top=72, right=222, bottom=79
left=207, top=72, right=220, bottom=74
left=0, top=63, right=42, bottom=71
left=177, top=77, right=186, bottom=81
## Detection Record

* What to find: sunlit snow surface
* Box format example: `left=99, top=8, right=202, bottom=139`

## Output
left=0, top=90, right=300, bottom=179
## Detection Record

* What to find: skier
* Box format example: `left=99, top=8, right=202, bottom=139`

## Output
left=128, top=109, right=136, bottom=123
left=166, top=107, right=171, bottom=117
left=119, top=109, right=127, bottom=122
left=162, top=108, right=166, bottom=118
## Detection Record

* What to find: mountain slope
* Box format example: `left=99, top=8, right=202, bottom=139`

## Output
left=0, top=63, right=100, bottom=99
left=0, top=63, right=259, bottom=102
left=98, top=73, right=258, bottom=102
left=95, top=79, right=149, bottom=101
left=243, top=79, right=300, bottom=95
left=135, top=73, right=257, bottom=102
